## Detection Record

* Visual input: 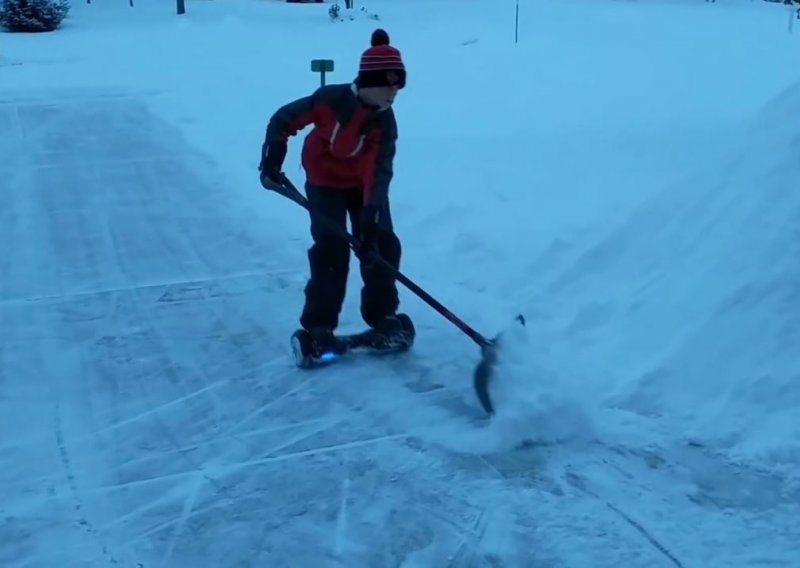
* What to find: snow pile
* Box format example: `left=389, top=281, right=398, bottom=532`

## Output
left=536, top=81, right=800, bottom=472
left=417, top=316, right=597, bottom=456
left=484, top=318, right=596, bottom=450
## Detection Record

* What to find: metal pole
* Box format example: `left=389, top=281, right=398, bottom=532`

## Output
left=515, top=0, right=520, bottom=44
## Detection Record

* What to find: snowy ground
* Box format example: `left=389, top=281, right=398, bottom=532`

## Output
left=2, top=0, right=800, bottom=566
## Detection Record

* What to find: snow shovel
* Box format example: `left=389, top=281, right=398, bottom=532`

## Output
left=264, top=173, right=519, bottom=415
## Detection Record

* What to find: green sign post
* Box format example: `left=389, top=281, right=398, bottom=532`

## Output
left=311, top=59, right=335, bottom=86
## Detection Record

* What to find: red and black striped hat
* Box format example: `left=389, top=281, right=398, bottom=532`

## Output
left=357, top=29, right=406, bottom=90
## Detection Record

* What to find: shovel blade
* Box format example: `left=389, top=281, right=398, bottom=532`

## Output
left=472, top=314, right=526, bottom=416
left=474, top=342, right=499, bottom=415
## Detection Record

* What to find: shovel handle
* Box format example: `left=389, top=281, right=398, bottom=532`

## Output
left=272, top=174, right=492, bottom=348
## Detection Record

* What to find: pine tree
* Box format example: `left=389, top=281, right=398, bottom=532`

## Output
left=0, top=0, right=70, bottom=33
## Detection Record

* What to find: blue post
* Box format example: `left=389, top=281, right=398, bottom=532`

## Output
left=515, top=0, right=519, bottom=44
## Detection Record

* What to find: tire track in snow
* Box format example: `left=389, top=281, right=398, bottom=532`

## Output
left=54, top=401, right=121, bottom=566
left=565, top=470, right=684, bottom=568
left=334, top=477, right=351, bottom=557
left=162, top=474, right=205, bottom=562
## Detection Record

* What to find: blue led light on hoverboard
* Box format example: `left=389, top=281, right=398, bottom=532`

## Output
left=319, top=352, right=337, bottom=362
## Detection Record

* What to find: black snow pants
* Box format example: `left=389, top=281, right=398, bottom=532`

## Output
left=299, top=182, right=401, bottom=331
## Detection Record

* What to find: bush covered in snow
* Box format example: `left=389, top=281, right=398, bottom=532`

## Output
left=328, top=2, right=380, bottom=23
left=0, top=0, right=70, bottom=33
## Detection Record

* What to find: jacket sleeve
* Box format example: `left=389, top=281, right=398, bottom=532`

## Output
left=362, top=112, right=397, bottom=206
left=263, top=90, right=319, bottom=151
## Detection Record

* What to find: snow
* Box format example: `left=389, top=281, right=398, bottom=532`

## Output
left=2, top=0, right=800, bottom=565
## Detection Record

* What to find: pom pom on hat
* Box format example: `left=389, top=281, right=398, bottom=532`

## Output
left=357, top=28, right=406, bottom=90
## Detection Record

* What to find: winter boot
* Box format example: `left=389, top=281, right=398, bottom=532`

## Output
left=308, top=327, right=345, bottom=358
left=370, top=314, right=413, bottom=351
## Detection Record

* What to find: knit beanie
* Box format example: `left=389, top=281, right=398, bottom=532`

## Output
left=356, top=29, right=406, bottom=89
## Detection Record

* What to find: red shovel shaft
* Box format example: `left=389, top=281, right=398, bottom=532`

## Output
left=275, top=174, right=492, bottom=349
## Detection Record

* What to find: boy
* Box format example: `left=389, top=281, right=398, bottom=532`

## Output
left=259, top=29, right=410, bottom=357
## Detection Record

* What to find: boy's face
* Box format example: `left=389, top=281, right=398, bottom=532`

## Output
left=359, top=85, right=400, bottom=110
left=359, top=70, right=403, bottom=110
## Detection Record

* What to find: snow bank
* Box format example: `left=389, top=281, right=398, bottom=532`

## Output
left=536, top=81, right=800, bottom=472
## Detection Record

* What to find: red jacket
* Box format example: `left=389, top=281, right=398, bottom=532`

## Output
left=264, top=83, right=397, bottom=205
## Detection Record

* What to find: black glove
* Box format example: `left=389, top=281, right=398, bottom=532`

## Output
left=357, top=204, right=381, bottom=258
left=258, top=141, right=287, bottom=191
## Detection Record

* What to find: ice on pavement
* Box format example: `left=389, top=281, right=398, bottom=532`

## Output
left=1, top=0, right=800, bottom=566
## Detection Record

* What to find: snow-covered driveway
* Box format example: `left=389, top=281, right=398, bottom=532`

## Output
left=1, top=93, right=797, bottom=568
